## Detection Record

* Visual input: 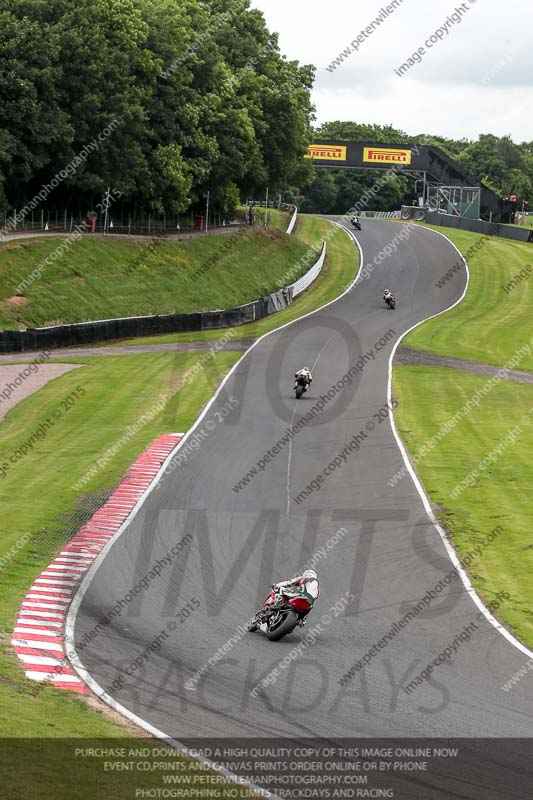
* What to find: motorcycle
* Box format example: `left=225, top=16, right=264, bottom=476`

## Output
left=351, top=218, right=362, bottom=231
left=247, top=586, right=311, bottom=641
left=294, top=375, right=309, bottom=399
left=384, top=294, right=396, bottom=310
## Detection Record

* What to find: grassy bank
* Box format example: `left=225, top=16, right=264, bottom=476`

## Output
left=393, top=366, right=533, bottom=648
left=0, top=226, right=315, bottom=330
left=404, top=226, right=533, bottom=369
left=251, top=207, right=290, bottom=231
left=117, top=214, right=358, bottom=346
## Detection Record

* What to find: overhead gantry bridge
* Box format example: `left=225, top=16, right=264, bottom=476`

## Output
left=305, top=140, right=508, bottom=221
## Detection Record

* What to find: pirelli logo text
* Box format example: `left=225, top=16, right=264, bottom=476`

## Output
left=363, top=147, right=412, bottom=164
left=306, top=144, right=347, bottom=161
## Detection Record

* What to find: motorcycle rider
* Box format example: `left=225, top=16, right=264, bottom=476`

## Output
left=383, top=289, right=395, bottom=305
left=294, top=366, right=313, bottom=391
left=272, top=569, right=320, bottom=627
left=351, top=214, right=360, bottom=227
left=249, top=569, right=320, bottom=632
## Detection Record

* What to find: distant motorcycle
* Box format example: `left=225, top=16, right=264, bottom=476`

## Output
left=294, top=375, right=309, bottom=399
left=247, top=586, right=311, bottom=641
left=384, top=293, right=396, bottom=310
left=351, top=218, right=362, bottom=231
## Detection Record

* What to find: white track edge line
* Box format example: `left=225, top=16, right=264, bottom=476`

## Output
left=65, top=223, right=365, bottom=800
left=64, top=220, right=533, bottom=794
left=386, top=224, right=533, bottom=661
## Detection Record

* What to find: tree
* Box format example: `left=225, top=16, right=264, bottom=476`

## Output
left=300, top=170, right=338, bottom=213
left=0, top=7, right=69, bottom=210
left=0, top=0, right=316, bottom=217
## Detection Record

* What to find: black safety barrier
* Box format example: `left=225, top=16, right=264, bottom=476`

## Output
left=401, top=207, right=533, bottom=243
left=0, top=289, right=291, bottom=354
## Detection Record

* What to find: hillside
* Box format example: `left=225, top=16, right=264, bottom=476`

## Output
left=0, top=227, right=316, bottom=330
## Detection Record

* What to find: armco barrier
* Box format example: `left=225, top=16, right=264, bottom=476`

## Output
left=401, top=207, right=533, bottom=243
left=0, top=244, right=326, bottom=353
left=288, top=242, right=326, bottom=298
left=286, top=206, right=298, bottom=234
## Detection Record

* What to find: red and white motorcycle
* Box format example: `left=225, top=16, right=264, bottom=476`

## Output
left=384, top=292, right=396, bottom=310
left=247, top=586, right=312, bottom=641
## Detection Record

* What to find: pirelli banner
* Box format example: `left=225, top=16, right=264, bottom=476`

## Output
left=305, top=141, right=419, bottom=171
left=363, top=146, right=411, bottom=165
left=306, top=144, right=348, bottom=162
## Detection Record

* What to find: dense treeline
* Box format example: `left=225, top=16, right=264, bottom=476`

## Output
left=3, top=2, right=531, bottom=223
left=292, top=122, right=533, bottom=214
left=0, top=0, right=314, bottom=218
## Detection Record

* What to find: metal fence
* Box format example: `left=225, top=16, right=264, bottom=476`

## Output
left=361, top=210, right=401, bottom=219
left=1, top=197, right=300, bottom=238
left=1, top=209, right=239, bottom=238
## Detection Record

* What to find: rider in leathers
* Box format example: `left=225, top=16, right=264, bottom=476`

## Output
left=272, top=569, right=320, bottom=627
left=294, top=366, right=313, bottom=392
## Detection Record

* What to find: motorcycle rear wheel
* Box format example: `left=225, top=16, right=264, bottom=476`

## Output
left=266, top=608, right=298, bottom=641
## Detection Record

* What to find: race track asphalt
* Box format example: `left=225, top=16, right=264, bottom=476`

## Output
left=71, top=218, right=533, bottom=798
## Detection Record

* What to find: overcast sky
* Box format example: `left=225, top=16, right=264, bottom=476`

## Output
left=249, top=0, right=533, bottom=142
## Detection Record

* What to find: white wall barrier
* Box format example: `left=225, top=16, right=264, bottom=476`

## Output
left=288, top=242, right=326, bottom=298
left=286, top=205, right=298, bottom=234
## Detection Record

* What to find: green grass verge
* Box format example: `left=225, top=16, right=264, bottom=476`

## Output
left=396, top=222, right=533, bottom=650
left=0, top=227, right=314, bottom=329
left=393, top=366, right=533, bottom=648
left=0, top=353, right=239, bottom=567
left=255, top=207, right=290, bottom=231
left=403, top=226, right=533, bottom=369
left=116, top=215, right=358, bottom=346
left=0, top=351, right=260, bottom=797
